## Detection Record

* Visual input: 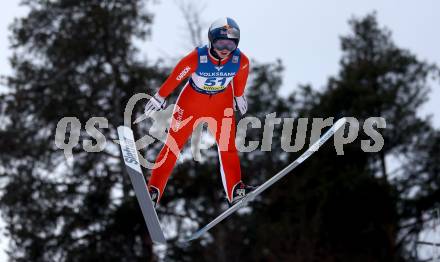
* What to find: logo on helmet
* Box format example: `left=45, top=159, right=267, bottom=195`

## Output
left=220, top=24, right=232, bottom=35
left=227, top=28, right=236, bottom=34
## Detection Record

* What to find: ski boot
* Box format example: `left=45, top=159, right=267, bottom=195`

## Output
left=148, top=186, right=160, bottom=208
left=229, top=181, right=257, bottom=206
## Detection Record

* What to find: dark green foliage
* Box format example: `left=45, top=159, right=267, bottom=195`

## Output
left=0, top=0, right=165, bottom=261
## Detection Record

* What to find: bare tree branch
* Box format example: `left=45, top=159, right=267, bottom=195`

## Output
left=174, top=0, right=207, bottom=48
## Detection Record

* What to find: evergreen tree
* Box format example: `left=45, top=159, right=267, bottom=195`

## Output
left=0, top=0, right=166, bottom=261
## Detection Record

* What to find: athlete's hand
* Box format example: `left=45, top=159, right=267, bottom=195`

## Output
left=144, top=93, right=166, bottom=116
left=233, top=95, right=248, bottom=115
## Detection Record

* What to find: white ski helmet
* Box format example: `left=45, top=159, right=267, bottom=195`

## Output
left=208, top=17, right=240, bottom=49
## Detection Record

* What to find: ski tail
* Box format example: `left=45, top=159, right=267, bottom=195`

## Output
left=117, top=126, right=167, bottom=245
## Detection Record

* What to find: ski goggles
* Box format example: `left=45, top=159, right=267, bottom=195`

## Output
left=212, top=39, right=237, bottom=52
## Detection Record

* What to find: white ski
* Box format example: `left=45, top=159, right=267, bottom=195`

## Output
left=184, top=118, right=347, bottom=242
left=117, top=126, right=167, bottom=245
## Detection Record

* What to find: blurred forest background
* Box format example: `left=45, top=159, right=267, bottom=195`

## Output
left=0, top=0, right=439, bottom=261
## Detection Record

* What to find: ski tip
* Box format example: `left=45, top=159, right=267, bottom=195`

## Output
left=117, top=125, right=133, bottom=138
left=334, top=117, right=347, bottom=129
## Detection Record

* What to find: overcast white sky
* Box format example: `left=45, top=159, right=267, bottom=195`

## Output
left=0, top=0, right=439, bottom=260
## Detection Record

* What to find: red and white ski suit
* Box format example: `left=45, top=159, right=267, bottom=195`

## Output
left=148, top=46, right=250, bottom=202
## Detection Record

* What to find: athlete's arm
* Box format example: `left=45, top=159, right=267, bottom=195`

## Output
left=231, top=52, right=250, bottom=97
left=157, top=49, right=198, bottom=98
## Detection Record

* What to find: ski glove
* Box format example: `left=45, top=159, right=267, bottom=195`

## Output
left=144, top=93, right=166, bottom=116
left=233, top=95, right=248, bottom=115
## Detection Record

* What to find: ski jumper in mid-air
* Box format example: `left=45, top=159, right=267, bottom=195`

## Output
left=144, top=17, right=255, bottom=206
